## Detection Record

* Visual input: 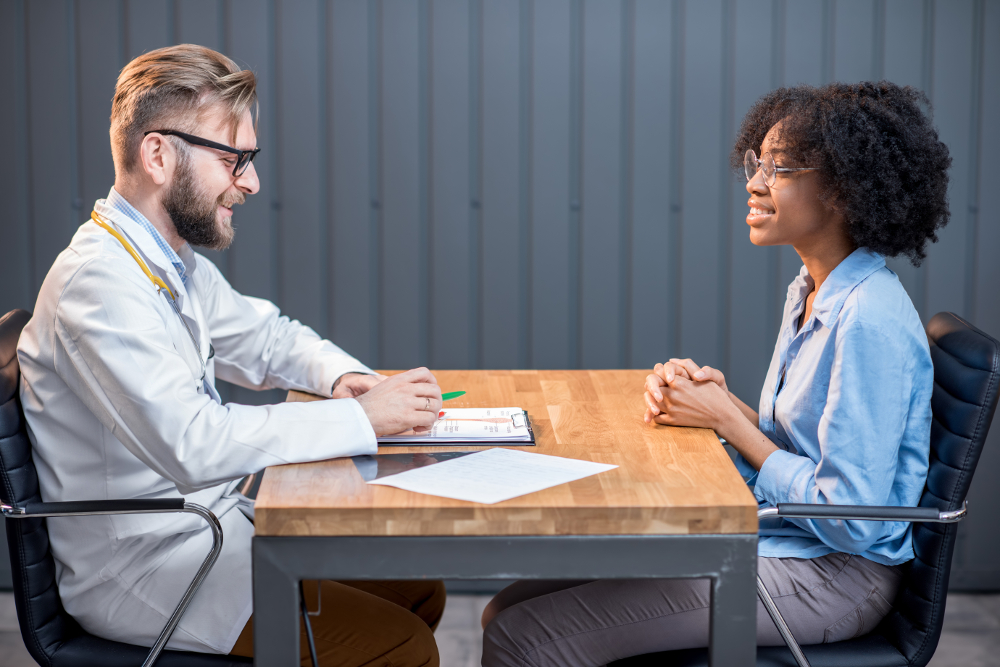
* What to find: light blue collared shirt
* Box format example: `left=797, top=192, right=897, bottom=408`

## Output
left=107, top=187, right=188, bottom=286
left=735, top=248, right=933, bottom=566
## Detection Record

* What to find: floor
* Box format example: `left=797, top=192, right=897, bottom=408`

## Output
left=0, top=592, right=996, bottom=666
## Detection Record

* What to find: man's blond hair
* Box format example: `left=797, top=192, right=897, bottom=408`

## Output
left=111, top=44, right=258, bottom=175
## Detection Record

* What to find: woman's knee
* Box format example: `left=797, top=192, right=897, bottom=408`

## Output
left=482, top=611, right=534, bottom=667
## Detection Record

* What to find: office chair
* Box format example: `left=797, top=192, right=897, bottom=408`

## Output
left=0, top=309, right=252, bottom=667
left=614, top=311, right=1000, bottom=667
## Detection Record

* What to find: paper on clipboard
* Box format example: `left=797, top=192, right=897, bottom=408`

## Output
left=377, top=407, right=534, bottom=445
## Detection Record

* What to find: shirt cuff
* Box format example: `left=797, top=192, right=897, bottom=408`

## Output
left=753, top=447, right=813, bottom=505
left=345, top=397, right=378, bottom=453
left=329, top=371, right=377, bottom=397
left=316, top=366, right=375, bottom=398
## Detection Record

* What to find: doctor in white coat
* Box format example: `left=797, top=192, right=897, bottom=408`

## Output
left=17, top=44, right=445, bottom=666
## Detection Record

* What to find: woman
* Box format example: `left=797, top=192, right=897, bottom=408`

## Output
left=480, top=81, right=951, bottom=666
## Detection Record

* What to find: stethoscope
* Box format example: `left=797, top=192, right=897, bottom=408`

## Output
left=90, top=210, right=210, bottom=390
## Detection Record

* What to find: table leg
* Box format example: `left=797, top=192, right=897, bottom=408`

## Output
left=253, top=539, right=301, bottom=666
left=708, top=543, right=758, bottom=667
left=251, top=534, right=757, bottom=667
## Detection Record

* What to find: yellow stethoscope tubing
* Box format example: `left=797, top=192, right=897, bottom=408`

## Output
left=90, top=210, right=208, bottom=386
left=90, top=211, right=176, bottom=301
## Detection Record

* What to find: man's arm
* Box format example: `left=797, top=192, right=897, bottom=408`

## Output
left=197, top=258, right=371, bottom=397
left=54, top=256, right=378, bottom=494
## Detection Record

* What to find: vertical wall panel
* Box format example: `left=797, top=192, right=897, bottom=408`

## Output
left=0, top=0, right=32, bottom=317
left=480, top=0, right=523, bottom=368
left=727, top=0, right=778, bottom=404
left=226, top=0, right=277, bottom=306
left=428, top=0, right=473, bottom=368
left=380, top=0, right=426, bottom=368
left=974, top=0, right=999, bottom=339
left=125, top=0, right=172, bottom=59
left=833, top=0, right=875, bottom=82
left=529, top=0, right=573, bottom=369
left=176, top=0, right=222, bottom=49
left=27, top=0, right=77, bottom=292
left=957, top=0, right=1000, bottom=589
left=329, top=0, right=376, bottom=365
left=678, top=0, right=725, bottom=368
left=175, top=0, right=229, bottom=275
left=924, top=0, right=975, bottom=320
left=76, top=0, right=120, bottom=221
left=275, top=0, right=325, bottom=336
left=628, top=0, right=674, bottom=369
left=579, top=0, right=624, bottom=368
left=882, top=0, right=928, bottom=319
left=222, top=0, right=284, bottom=407
left=775, top=0, right=825, bottom=301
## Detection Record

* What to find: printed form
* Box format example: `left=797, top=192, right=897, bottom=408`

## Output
left=367, top=447, right=618, bottom=504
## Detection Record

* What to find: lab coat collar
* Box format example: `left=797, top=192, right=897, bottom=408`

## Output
left=93, top=195, right=192, bottom=306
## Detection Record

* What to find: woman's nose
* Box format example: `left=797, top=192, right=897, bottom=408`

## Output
left=746, top=170, right=769, bottom=196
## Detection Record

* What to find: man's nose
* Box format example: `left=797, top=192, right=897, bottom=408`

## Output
left=236, top=161, right=260, bottom=195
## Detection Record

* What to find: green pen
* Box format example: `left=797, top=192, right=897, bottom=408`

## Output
left=442, top=391, right=466, bottom=401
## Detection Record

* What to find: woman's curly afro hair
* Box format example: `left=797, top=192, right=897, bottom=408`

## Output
left=731, top=81, right=950, bottom=265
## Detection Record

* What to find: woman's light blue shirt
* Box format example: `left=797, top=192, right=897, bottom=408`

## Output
left=734, top=248, right=933, bottom=566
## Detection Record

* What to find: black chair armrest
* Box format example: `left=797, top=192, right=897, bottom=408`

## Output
left=759, top=501, right=967, bottom=523
left=4, top=498, right=185, bottom=516
left=2, top=498, right=224, bottom=667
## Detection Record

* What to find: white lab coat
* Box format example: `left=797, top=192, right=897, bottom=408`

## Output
left=17, top=195, right=378, bottom=654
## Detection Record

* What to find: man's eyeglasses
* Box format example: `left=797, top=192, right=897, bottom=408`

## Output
left=744, top=149, right=817, bottom=187
left=144, top=129, right=260, bottom=177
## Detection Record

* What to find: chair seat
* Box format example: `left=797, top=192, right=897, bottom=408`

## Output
left=50, top=635, right=253, bottom=667
left=610, top=633, right=909, bottom=667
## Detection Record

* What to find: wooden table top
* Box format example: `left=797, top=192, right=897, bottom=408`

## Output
left=254, top=370, right=758, bottom=537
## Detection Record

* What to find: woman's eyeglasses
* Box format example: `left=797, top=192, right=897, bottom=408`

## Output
left=144, top=129, right=260, bottom=177
left=744, top=149, right=817, bottom=187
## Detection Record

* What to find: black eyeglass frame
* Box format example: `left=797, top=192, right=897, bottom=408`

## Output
left=144, top=129, right=260, bottom=177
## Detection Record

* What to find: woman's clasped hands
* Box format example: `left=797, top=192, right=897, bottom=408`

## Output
left=643, top=358, right=737, bottom=431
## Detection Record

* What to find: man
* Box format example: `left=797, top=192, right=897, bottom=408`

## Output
left=17, top=44, right=445, bottom=665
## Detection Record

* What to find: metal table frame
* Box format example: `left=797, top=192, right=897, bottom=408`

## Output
left=252, top=533, right=758, bottom=666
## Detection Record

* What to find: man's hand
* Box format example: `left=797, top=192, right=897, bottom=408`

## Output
left=332, top=372, right=387, bottom=399
left=354, top=368, right=443, bottom=436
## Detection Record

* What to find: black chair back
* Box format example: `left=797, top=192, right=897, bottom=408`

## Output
left=0, top=309, right=83, bottom=665
left=874, top=311, right=1000, bottom=665
left=0, top=309, right=249, bottom=666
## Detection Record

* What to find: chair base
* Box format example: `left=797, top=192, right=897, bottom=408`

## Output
left=609, top=633, right=909, bottom=667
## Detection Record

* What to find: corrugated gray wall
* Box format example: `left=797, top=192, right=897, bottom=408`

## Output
left=1, top=0, right=997, bottom=589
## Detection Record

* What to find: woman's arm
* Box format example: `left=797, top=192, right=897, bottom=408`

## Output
left=727, top=391, right=760, bottom=428
left=645, top=359, right=759, bottom=428
left=646, top=324, right=920, bottom=555
left=749, top=323, right=914, bottom=553
left=644, top=373, right=777, bottom=470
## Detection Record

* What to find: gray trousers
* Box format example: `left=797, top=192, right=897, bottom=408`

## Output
left=481, top=553, right=902, bottom=667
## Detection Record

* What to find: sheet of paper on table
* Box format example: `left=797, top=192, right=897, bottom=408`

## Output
left=366, top=447, right=618, bottom=504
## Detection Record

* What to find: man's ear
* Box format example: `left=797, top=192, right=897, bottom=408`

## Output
left=138, top=133, right=174, bottom=186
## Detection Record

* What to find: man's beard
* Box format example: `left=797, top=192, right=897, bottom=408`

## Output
left=162, top=153, right=243, bottom=251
